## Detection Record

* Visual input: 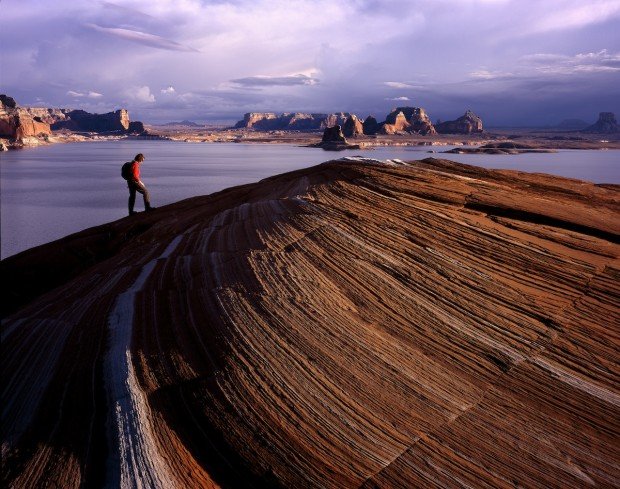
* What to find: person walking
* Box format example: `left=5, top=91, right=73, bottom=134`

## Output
left=126, top=153, right=155, bottom=215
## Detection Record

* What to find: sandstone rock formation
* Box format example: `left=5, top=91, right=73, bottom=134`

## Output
left=1, top=95, right=146, bottom=148
left=342, top=114, right=364, bottom=137
left=234, top=112, right=279, bottom=129
left=52, top=109, right=131, bottom=133
left=380, top=106, right=436, bottom=135
left=234, top=112, right=352, bottom=131
left=2, top=158, right=619, bottom=488
left=322, top=124, right=347, bottom=143
left=582, top=112, right=620, bottom=134
left=435, top=110, right=483, bottom=134
left=0, top=95, right=52, bottom=145
left=362, top=115, right=379, bottom=135
left=380, top=110, right=410, bottom=134
left=0, top=94, right=17, bottom=108
left=321, top=112, right=351, bottom=129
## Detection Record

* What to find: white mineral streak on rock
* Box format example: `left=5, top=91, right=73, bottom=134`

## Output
left=337, top=156, right=408, bottom=166
left=532, top=357, right=620, bottom=406
left=105, top=235, right=183, bottom=488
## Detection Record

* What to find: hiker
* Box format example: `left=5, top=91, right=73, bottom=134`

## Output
left=124, top=153, right=155, bottom=215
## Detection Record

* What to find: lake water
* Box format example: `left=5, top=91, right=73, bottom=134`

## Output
left=1, top=140, right=619, bottom=259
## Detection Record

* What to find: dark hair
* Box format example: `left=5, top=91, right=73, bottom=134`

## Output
left=134, top=153, right=145, bottom=162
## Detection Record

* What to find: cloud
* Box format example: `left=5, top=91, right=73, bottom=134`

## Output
left=521, top=49, right=620, bottom=74
left=125, top=86, right=155, bottom=103
left=1, top=0, right=618, bottom=126
left=469, top=70, right=516, bottom=80
left=230, top=74, right=319, bottom=87
left=67, top=90, right=104, bottom=98
left=385, top=96, right=411, bottom=101
left=529, top=1, right=620, bottom=33
left=85, top=23, right=199, bottom=52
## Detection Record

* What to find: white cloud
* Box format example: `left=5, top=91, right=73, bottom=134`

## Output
left=231, top=74, right=319, bottom=87
left=67, top=90, right=104, bottom=98
left=161, top=86, right=176, bottom=94
left=469, top=70, right=516, bottom=80
left=126, top=86, right=155, bottom=103
left=385, top=96, right=411, bottom=101
left=85, top=23, right=199, bottom=52
left=530, top=1, right=620, bottom=33
left=384, top=82, right=417, bottom=89
left=521, top=49, right=620, bottom=75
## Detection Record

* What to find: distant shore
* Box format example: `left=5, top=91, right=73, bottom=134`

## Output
left=3, top=126, right=620, bottom=151
left=146, top=126, right=620, bottom=151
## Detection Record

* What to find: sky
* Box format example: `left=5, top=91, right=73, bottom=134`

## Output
left=1, top=0, right=620, bottom=126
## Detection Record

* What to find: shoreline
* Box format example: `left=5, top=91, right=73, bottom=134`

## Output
left=2, top=126, right=620, bottom=152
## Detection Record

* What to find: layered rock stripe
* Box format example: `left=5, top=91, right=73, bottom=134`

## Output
left=2, top=158, right=619, bottom=487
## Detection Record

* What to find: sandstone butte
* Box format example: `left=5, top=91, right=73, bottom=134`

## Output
left=1, top=158, right=619, bottom=488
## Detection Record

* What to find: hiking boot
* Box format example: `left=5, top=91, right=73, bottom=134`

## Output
left=129, top=210, right=137, bottom=216
left=146, top=206, right=157, bottom=212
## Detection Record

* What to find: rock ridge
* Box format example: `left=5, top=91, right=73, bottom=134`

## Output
left=2, top=159, right=619, bottom=488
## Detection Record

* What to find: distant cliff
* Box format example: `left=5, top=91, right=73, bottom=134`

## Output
left=435, top=110, right=483, bottom=134
left=0, top=95, right=53, bottom=148
left=234, top=112, right=351, bottom=130
left=581, top=112, right=619, bottom=134
left=0, top=95, right=146, bottom=149
left=52, top=109, right=131, bottom=133
left=235, top=107, right=484, bottom=135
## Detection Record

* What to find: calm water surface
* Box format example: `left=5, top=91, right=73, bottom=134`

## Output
left=1, top=140, right=618, bottom=258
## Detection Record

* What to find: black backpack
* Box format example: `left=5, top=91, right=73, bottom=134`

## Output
left=121, top=161, right=133, bottom=180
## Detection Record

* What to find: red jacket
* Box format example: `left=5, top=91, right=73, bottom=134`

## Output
left=132, top=161, right=141, bottom=181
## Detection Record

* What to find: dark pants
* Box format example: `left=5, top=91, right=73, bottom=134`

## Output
left=128, top=181, right=151, bottom=213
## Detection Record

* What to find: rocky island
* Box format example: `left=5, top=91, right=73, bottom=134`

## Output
left=2, top=158, right=618, bottom=488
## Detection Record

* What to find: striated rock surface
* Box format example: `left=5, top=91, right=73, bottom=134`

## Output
left=435, top=110, right=484, bottom=134
left=342, top=114, right=364, bottom=137
left=582, top=112, right=620, bottom=134
left=2, top=158, right=619, bottom=488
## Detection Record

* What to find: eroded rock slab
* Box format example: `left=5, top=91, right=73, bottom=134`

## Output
left=2, top=158, right=619, bottom=488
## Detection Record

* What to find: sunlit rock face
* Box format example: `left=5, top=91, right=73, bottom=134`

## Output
left=436, top=110, right=484, bottom=134
left=342, top=114, right=364, bottom=137
left=0, top=95, right=52, bottom=143
left=380, top=107, right=436, bottom=135
left=582, top=112, right=619, bottom=134
left=234, top=112, right=353, bottom=131
left=2, top=158, right=619, bottom=488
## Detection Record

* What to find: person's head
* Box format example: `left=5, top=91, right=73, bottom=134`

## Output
left=134, top=153, right=145, bottom=163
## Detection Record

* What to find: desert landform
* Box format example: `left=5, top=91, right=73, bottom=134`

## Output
left=2, top=94, right=619, bottom=151
left=2, top=156, right=619, bottom=487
